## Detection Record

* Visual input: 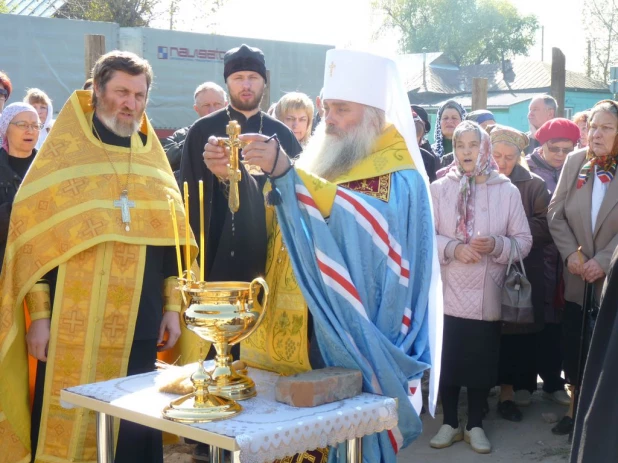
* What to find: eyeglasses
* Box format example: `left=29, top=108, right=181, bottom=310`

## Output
left=0, top=89, right=8, bottom=99
left=547, top=146, right=572, bottom=155
left=9, top=121, right=44, bottom=131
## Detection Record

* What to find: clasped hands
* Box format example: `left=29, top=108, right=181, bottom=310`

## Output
left=454, top=236, right=495, bottom=264
left=203, top=134, right=290, bottom=179
left=567, top=251, right=605, bottom=283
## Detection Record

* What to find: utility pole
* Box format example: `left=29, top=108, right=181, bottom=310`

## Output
left=541, top=26, right=544, bottom=61
left=550, top=48, right=566, bottom=118
left=85, top=35, right=105, bottom=80
left=587, top=40, right=592, bottom=78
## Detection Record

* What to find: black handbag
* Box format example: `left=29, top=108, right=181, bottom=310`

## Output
left=501, top=237, right=534, bottom=324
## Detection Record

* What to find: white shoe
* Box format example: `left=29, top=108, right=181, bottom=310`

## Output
left=514, top=389, right=532, bottom=407
left=464, top=427, right=492, bottom=454
left=544, top=389, right=570, bottom=406
left=430, top=424, right=463, bottom=449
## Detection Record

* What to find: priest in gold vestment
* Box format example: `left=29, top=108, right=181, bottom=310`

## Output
left=0, top=51, right=197, bottom=463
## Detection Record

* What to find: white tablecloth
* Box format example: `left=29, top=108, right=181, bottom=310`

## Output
left=62, top=364, right=398, bottom=463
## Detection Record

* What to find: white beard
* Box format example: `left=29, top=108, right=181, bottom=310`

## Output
left=297, top=108, right=383, bottom=181
left=98, top=110, right=140, bottom=138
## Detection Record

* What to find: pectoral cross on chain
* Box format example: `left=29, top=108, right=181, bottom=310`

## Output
left=114, top=190, right=135, bottom=231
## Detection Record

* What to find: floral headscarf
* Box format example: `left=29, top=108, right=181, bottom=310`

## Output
left=432, top=100, right=467, bottom=158
left=451, top=121, right=497, bottom=243
left=0, top=102, right=39, bottom=151
left=577, top=100, right=618, bottom=189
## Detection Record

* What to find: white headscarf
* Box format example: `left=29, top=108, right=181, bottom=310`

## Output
left=322, top=49, right=443, bottom=416
left=0, top=102, right=39, bottom=151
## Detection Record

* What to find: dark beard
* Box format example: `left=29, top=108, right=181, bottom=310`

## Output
left=229, top=90, right=264, bottom=112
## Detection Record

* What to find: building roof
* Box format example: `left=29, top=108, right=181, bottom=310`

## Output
left=421, top=92, right=542, bottom=111
left=6, top=0, right=66, bottom=17
left=404, top=55, right=610, bottom=100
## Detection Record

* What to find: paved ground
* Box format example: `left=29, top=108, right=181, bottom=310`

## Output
left=398, top=387, right=571, bottom=462
left=164, top=387, right=572, bottom=462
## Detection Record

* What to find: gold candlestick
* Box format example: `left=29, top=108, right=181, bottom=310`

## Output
left=168, top=197, right=183, bottom=279
left=184, top=182, right=192, bottom=282
left=199, top=180, right=205, bottom=282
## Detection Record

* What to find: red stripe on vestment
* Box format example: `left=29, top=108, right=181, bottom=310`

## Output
left=337, top=189, right=409, bottom=279
left=388, top=430, right=399, bottom=453
left=317, top=258, right=362, bottom=304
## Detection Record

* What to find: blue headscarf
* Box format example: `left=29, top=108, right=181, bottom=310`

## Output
left=431, top=100, right=467, bottom=158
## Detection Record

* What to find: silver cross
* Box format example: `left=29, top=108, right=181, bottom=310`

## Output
left=114, top=190, right=135, bottom=231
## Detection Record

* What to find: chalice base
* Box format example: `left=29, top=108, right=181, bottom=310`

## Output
left=162, top=392, right=242, bottom=423
left=208, top=372, right=256, bottom=401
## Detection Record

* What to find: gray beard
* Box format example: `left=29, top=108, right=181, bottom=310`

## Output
left=297, top=111, right=382, bottom=181
left=97, top=110, right=140, bottom=138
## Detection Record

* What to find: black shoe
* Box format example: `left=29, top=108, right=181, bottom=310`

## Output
left=497, top=400, right=523, bottom=422
left=551, top=416, right=574, bottom=436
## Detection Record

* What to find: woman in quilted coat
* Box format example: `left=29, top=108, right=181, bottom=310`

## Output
left=429, top=121, right=532, bottom=454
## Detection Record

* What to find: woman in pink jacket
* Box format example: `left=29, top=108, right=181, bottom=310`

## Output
left=429, top=121, right=532, bottom=454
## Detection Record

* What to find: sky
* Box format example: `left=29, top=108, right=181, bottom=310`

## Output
left=152, top=0, right=588, bottom=72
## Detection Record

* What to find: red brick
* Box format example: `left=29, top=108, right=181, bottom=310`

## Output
left=275, top=367, right=363, bottom=407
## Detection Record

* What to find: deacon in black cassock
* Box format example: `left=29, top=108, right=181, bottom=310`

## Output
left=570, top=246, right=618, bottom=463
left=180, top=44, right=301, bottom=284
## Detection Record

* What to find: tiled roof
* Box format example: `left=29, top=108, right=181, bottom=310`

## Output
left=404, top=56, right=610, bottom=96
left=418, top=92, right=543, bottom=110
left=6, top=0, right=66, bottom=17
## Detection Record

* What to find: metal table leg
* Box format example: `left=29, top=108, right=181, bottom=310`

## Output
left=346, top=437, right=363, bottom=463
left=96, top=412, right=114, bottom=463
left=209, top=446, right=225, bottom=463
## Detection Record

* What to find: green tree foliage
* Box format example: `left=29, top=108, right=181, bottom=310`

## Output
left=375, top=0, right=539, bottom=66
left=54, top=0, right=158, bottom=26
left=0, top=0, right=11, bottom=13
left=582, top=0, right=617, bottom=84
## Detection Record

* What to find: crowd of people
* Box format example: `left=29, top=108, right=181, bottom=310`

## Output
left=0, top=42, right=616, bottom=463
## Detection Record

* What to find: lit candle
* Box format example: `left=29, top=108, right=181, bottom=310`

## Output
left=199, top=180, right=205, bottom=282
left=183, top=181, right=192, bottom=282
left=167, top=197, right=183, bottom=279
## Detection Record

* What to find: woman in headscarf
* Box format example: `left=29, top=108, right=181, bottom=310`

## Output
left=525, top=119, right=580, bottom=414
left=429, top=121, right=532, bottom=454
left=489, top=125, right=552, bottom=422
left=23, top=88, right=54, bottom=150
left=548, top=100, right=618, bottom=436
left=0, top=103, right=41, bottom=264
left=433, top=99, right=467, bottom=168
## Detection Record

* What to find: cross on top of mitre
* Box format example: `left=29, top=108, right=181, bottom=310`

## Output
left=329, top=61, right=336, bottom=77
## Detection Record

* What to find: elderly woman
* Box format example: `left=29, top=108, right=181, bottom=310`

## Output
left=433, top=100, right=467, bottom=168
left=23, top=88, right=54, bottom=150
left=274, top=92, right=314, bottom=146
left=526, top=119, right=581, bottom=415
left=490, top=125, right=552, bottom=422
left=430, top=121, right=532, bottom=454
left=0, top=103, right=41, bottom=265
left=549, top=100, right=618, bottom=435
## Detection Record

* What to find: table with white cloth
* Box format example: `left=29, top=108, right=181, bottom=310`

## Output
left=60, top=363, right=398, bottom=463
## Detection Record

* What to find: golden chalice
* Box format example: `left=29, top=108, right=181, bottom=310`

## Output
left=162, top=277, right=269, bottom=423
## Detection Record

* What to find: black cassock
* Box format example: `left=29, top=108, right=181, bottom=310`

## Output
left=180, top=105, right=301, bottom=283
left=570, top=247, right=618, bottom=463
